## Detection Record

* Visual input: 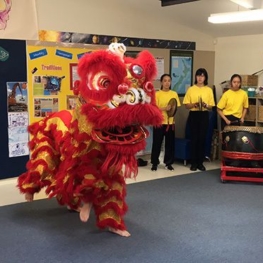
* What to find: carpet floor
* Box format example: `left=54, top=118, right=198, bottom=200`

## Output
left=1, top=169, right=263, bottom=263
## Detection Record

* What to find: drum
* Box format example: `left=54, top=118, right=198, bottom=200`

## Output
left=166, top=98, right=177, bottom=117
left=221, top=126, right=263, bottom=168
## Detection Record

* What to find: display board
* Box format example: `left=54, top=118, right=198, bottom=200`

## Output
left=0, top=40, right=215, bottom=179
left=27, top=44, right=92, bottom=124
left=0, top=40, right=28, bottom=179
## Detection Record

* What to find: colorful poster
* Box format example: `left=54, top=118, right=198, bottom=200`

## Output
left=34, top=97, right=59, bottom=118
left=27, top=44, right=93, bottom=123
left=7, top=81, right=28, bottom=112
left=33, top=75, right=65, bottom=96
left=0, top=0, right=38, bottom=40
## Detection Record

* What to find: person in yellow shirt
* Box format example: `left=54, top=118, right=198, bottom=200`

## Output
left=151, top=73, right=181, bottom=171
left=217, top=74, right=248, bottom=131
left=183, top=68, right=215, bottom=171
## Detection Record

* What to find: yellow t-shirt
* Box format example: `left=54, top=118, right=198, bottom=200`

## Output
left=183, top=85, right=215, bottom=111
left=217, top=89, right=248, bottom=118
left=155, top=90, right=181, bottom=125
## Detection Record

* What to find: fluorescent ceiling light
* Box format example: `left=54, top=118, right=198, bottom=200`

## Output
left=208, top=9, right=263, bottom=23
left=230, top=0, right=254, bottom=9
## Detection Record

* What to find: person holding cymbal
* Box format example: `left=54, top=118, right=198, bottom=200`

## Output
left=151, top=73, right=181, bottom=171
left=183, top=68, right=215, bottom=171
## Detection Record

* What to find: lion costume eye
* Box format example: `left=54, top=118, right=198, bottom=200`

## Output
left=130, top=65, right=143, bottom=78
left=89, top=72, right=111, bottom=91
left=100, top=78, right=110, bottom=88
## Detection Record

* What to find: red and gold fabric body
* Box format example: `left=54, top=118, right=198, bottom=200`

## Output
left=17, top=43, right=163, bottom=231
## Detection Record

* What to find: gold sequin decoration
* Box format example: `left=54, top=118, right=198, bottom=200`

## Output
left=35, top=141, right=57, bottom=154
left=32, top=151, right=56, bottom=171
left=72, top=108, right=93, bottom=134
left=22, top=183, right=36, bottom=189
left=111, top=182, right=122, bottom=192
left=99, top=196, right=123, bottom=208
left=94, top=181, right=109, bottom=191
left=99, top=209, right=121, bottom=224
left=84, top=174, right=95, bottom=180
left=44, top=117, right=69, bottom=135
left=63, top=174, right=70, bottom=184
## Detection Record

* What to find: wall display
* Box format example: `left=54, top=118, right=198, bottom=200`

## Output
left=39, top=30, right=196, bottom=50
left=0, top=0, right=38, bottom=40
left=7, top=81, right=28, bottom=112
left=0, top=40, right=27, bottom=179
left=170, top=50, right=193, bottom=95
left=33, top=97, right=59, bottom=118
left=27, top=44, right=92, bottom=124
left=7, top=81, right=29, bottom=157
left=8, top=112, right=29, bottom=157
left=33, top=75, right=65, bottom=96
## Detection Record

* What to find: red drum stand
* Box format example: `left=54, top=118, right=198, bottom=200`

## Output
left=220, top=125, right=263, bottom=183
left=221, top=151, right=263, bottom=183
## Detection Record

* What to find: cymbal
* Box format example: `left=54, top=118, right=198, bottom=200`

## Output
left=198, top=97, right=202, bottom=111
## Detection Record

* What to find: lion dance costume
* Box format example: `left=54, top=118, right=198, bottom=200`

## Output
left=17, top=43, right=163, bottom=234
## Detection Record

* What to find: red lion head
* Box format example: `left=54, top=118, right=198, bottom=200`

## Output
left=74, top=44, right=163, bottom=177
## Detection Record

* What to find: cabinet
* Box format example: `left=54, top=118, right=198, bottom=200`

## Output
left=244, top=96, right=263, bottom=126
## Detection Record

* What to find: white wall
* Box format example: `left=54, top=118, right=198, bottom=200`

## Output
left=214, top=34, right=263, bottom=101
left=35, top=0, right=215, bottom=51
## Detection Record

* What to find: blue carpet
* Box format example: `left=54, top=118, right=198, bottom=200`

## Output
left=1, top=169, right=263, bottom=263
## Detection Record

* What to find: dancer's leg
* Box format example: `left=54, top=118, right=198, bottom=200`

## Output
left=25, top=192, right=34, bottom=202
left=79, top=202, right=92, bottom=222
left=94, top=175, right=130, bottom=237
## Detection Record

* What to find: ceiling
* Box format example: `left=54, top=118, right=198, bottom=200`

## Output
left=128, top=0, right=263, bottom=38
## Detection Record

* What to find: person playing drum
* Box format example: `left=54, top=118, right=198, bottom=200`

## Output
left=217, top=74, right=249, bottom=131
left=150, top=73, right=181, bottom=171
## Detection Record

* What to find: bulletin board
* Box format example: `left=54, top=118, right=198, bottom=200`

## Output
left=0, top=40, right=28, bottom=179
left=26, top=44, right=93, bottom=124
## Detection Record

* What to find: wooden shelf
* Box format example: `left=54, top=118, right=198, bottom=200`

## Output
left=246, top=97, right=263, bottom=127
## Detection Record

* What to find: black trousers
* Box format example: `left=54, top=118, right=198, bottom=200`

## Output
left=188, top=111, right=209, bottom=166
left=151, top=125, right=175, bottom=166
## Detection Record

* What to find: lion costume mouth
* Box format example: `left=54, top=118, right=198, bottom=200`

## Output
left=91, top=125, right=149, bottom=145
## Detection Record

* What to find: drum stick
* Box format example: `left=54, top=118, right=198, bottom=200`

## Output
left=230, top=120, right=239, bottom=124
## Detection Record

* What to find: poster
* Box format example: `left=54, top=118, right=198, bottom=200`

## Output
left=0, top=0, right=38, bottom=40
left=27, top=44, right=93, bottom=123
left=7, top=82, right=29, bottom=157
left=155, top=57, right=164, bottom=80
left=170, top=51, right=193, bottom=95
left=8, top=112, right=29, bottom=158
left=7, top=81, right=28, bottom=112
left=34, top=97, right=59, bottom=118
